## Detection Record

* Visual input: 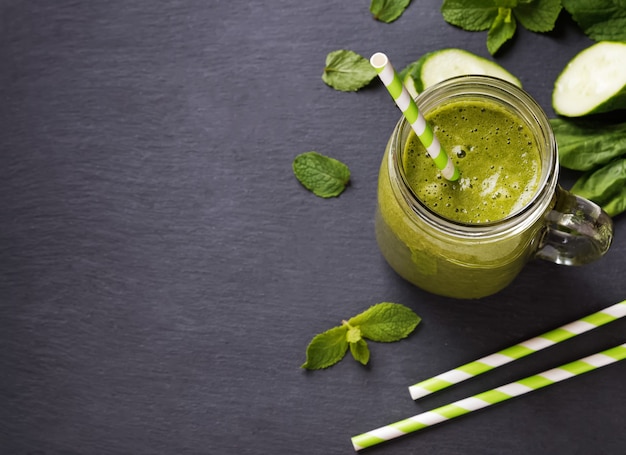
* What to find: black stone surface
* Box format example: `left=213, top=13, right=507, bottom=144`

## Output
left=1, top=2, right=625, bottom=454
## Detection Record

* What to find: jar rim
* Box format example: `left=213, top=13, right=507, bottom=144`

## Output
left=389, top=75, right=558, bottom=237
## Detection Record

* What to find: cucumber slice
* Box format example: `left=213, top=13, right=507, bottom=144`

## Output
left=553, top=41, right=626, bottom=117
left=400, top=48, right=521, bottom=98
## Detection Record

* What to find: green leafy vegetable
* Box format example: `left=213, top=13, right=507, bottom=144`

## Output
left=441, top=0, right=562, bottom=55
left=603, top=185, right=626, bottom=217
left=562, top=0, right=626, bottom=41
left=441, top=0, right=497, bottom=31
left=551, top=118, right=626, bottom=171
left=571, top=158, right=626, bottom=217
left=293, top=151, right=351, bottom=198
left=302, top=326, right=350, bottom=370
left=514, top=0, right=563, bottom=32
left=487, top=7, right=517, bottom=55
left=370, top=0, right=411, bottom=23
left=322, top=50, right=377, bottom=92
left=349, top=338, right=371, bottom=365
left=302, top=303, right=421, bottom=370
left=348, top=302, right=421, bottom=342
left=552, top=117, right=626, bottom=217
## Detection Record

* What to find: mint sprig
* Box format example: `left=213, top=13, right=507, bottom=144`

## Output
left=441, top=0, right=562, bottom=55
left=322, top=50, right=377, bottom=92
left=302, top=303, right=421, bottom=370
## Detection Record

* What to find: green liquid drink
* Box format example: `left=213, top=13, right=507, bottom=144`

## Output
left=404, top=100, right=541, bottom=224
left=375, top=76, right=612, bottom=299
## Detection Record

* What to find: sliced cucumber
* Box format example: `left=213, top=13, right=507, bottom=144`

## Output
left=400, top=48, right=521, bottom=98
left=553, top=41, right=626, bottom=117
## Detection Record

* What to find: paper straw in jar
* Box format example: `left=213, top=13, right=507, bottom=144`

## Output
left=409, top=300, right=626, bottom=400
left=369, top=52, right=460, bottom=181
left=351, top=343, right=626, bottom=451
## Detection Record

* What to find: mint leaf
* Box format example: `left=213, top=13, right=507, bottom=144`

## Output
left=322, top=50, right=377, bottom=92
left=348, top=303, right=421, bottom=343
left=370, top=0, right=411, bottom=23
left=302, top=303, right=421, bottom=370
left=302, top=325, right=349, bottom=370
left=487, top=8, right=517, bottom=55
left=293, top=151, right=350, bottom=198
left=514, top=0, right=562, bottom=32
left=441, top=0, right=499, bottom=31
left=562, top=0, right=626, bottom=41
left=350, top=339, right=371, bottom=365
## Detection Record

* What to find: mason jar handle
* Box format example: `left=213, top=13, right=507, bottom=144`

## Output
left=536, top=186, right=613, bottom=265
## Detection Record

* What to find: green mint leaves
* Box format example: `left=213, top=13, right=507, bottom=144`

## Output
left=347, top=302, right=422, bottom=342
left=370, top=0, right=411, bottom=23
left=322, top=50, right=377, bottom=92
left=514, top=0, right=563, bottom=32
left=300, top=52, right=363, bottom=196
left=441, top=0, right=625, bottom=53
left=441, top=0, right=499, bottom=31
left=293, top=151, right=351, bottom=198
left=562, top=0, right=626, bottom=41
left=441, top=0, right=562, bottom=55
left=296, top=51, right=369, bottom=198
left=302, top=326, right=352, bottom=370
left=487, top=7, right=517, bottom=55
left=302, top=303, right=421, bottom=370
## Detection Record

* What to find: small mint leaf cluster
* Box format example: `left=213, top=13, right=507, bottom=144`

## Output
left=441, top=0, right=562, bottom=55
left=302, top=303, right=421, bottom=370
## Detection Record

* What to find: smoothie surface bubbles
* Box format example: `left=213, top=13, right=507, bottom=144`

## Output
left=403, top=99, right=541, bottom=224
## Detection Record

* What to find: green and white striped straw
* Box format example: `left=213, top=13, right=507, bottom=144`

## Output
left=370, top=52, right=460, bottom=181
left=352, top=343, right=626, bottom=451
left=408, top=300, right=626, bottom=400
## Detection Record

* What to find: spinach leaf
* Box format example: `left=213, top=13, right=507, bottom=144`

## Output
left=571, top=157, right=626, bottom=217
left=550, top=118, right=626, bottom=171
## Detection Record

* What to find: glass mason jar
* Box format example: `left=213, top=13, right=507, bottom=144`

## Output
left=376, top=75, right=613, bottom=299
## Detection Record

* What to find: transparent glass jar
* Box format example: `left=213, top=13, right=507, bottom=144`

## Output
left=376, top=75, right=613, bottom=299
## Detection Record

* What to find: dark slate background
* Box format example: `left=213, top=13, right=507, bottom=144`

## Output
left=1, top=1, right=625, bottom=454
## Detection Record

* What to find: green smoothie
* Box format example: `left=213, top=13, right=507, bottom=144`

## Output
left=376, top=93, right=551, bottom=299
left=404, top=99, right=541, bottom=223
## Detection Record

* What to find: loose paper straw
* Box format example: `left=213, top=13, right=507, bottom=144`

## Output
left=409, top=300, right=626, bottom=400
left=370, top=52, right=460, bottom=181
left=352, top=343, right=626, bottom=451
